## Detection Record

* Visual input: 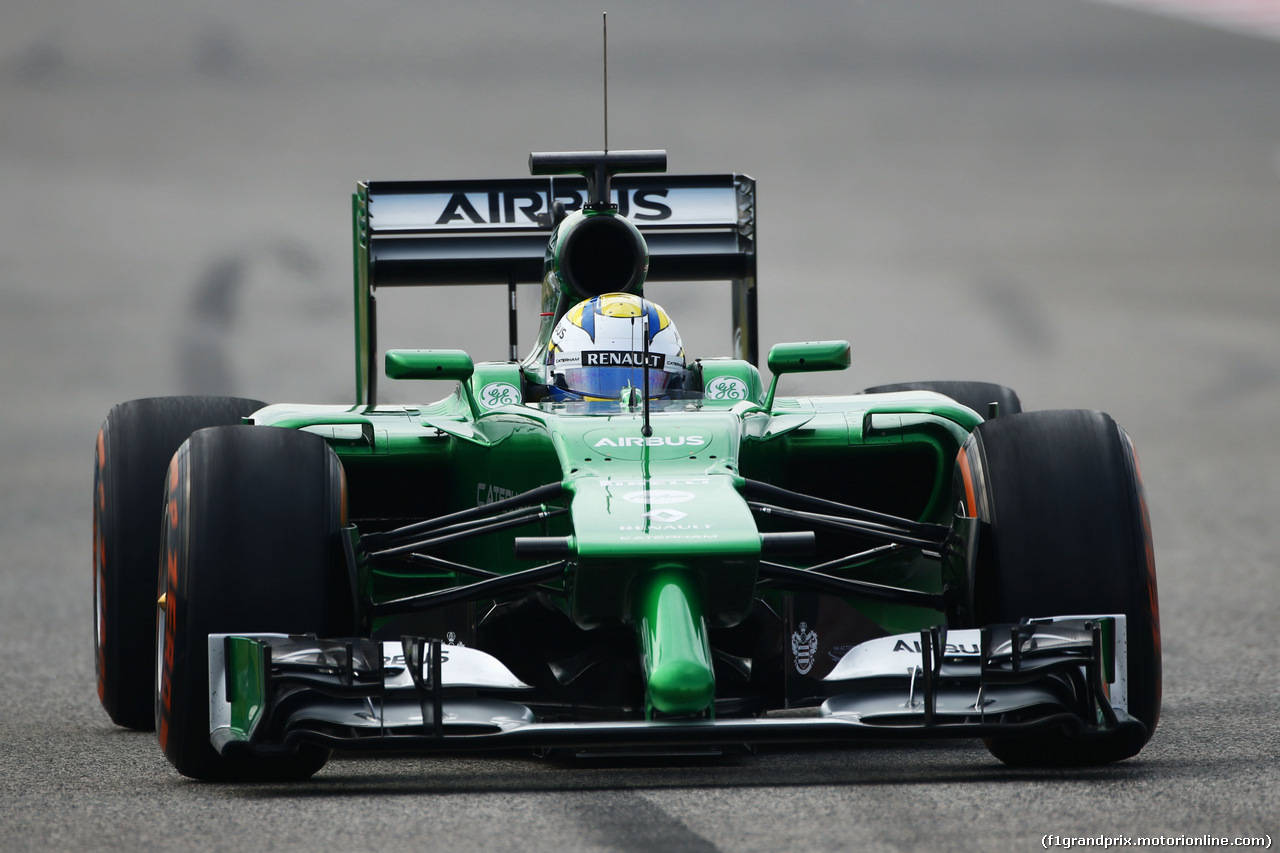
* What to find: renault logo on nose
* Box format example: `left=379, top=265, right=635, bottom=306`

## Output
left=643, top=509, right=688, bottom=522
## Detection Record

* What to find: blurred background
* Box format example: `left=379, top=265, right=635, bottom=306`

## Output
left=6, top=0, right=1277, bottom=413
left=2, top=0, right=1277, bottom=847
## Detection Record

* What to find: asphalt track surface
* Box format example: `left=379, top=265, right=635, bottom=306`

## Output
left=2, top=1, right=1279, bottom=850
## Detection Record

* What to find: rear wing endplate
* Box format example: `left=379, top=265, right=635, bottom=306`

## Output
left=352, top=174, right=756, bottom=406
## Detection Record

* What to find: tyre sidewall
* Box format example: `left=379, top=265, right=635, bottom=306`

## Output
left=157, top=426, right=346, bottom=781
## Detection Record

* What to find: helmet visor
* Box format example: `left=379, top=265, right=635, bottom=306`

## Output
left=558, top=364, right=673, bottom=401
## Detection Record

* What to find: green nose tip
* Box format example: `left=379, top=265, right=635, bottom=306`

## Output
left=636, top=568, right=716, bottom=717
left=647, top=658, right=716, bottom=716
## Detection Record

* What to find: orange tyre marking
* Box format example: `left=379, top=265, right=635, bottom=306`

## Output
left=158, top=454, right=182, bottom=751
left=957, top=444, right=978, bottom=517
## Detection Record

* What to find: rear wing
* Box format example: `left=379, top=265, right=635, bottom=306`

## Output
left=351, top=174, right=756, bottom=406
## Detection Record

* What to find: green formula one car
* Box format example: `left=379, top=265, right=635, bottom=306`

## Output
left=93, top=149, right=1160, bottom=781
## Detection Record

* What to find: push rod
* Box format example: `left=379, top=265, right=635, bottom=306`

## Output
left=740, top=479, right=949, bottom=542
left=374, top=562, right=567, bottom=616
left=363, top=482, right=567, bottom=550
left=758, top=561, right=945, bottom=610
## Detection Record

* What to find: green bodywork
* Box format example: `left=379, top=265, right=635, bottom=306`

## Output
left=243, top=189, right=987, bottom=720
left=253, top=353, right=980, bottom=717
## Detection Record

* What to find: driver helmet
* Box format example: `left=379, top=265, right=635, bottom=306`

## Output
left=547, top=293, right=686, bottom=401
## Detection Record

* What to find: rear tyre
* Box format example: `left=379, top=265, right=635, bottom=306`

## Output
left=157, top=426, right=350, bottom=781
left=94, top=396, right=266, bottom=731
left=863, top=381, right=1022, bottom=417
left=956, top=410, right=1160, bottom=766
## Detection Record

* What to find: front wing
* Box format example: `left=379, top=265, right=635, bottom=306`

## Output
left=206, top=615, right=1144, bottom=758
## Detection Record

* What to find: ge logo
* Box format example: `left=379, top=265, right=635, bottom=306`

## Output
left=705, top=376, right=749, bottom=401
left=480, top=383, right=520, bottom=408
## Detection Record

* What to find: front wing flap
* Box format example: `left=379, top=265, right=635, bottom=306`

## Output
left=207, top=616, right=1143, bottom=758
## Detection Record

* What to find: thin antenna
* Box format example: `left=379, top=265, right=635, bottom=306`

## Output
left=641, top=308, right=652, bottom=436
left=602, top=12, right=609, bottom=153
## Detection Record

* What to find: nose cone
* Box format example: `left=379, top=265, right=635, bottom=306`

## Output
left=636, top=569, right=715, bottom=717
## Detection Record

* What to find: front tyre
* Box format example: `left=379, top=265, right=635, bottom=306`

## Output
left=957, top=410, right=1160, bottom=766
left=157, top=426, right=350, bottom=781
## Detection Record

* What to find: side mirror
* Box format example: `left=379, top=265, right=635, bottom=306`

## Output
left=385, top=349, right=475, bottom=382
left=766, top=340, right=851, bottom=376
left=763, top=340, right=850, bottom=411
